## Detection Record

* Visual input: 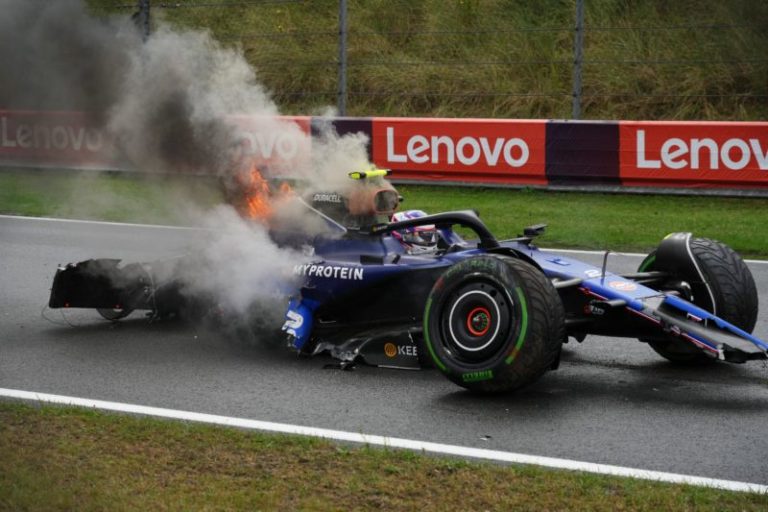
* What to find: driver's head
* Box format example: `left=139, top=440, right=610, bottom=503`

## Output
left=391, top=210, right=437, bottom=254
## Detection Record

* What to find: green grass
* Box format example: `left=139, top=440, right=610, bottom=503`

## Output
left=1, top=402, right=766, bottom=511
left=0, top=169, right=223, bottom=225
left=2, top=170, right=767, bottom=258
left=85, top=0, right=768, bottom=120
left=397, top=185, right=768, bottom=258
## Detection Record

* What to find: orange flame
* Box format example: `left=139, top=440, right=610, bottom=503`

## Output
left=245, top=167, right=272, bottom=219
left=242, top=166, right=293, bottom=221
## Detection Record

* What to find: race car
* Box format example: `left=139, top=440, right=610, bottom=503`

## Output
left=48, top=170, right=767, bottom=393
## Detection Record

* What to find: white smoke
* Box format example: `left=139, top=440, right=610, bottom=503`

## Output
left=0, top=0, right=381, bottom=325
left=178, top=206, right=305, bottom=315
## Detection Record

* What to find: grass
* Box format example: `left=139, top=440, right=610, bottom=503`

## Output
left=2, top=169, right=767, bottom=259
left=85, top=0, right=768, bottom=120
left=397, top=185, right=768, bottom=258
left=0, top=169, right=222, bottom=226
left=1, top=402, right=767, bottom=511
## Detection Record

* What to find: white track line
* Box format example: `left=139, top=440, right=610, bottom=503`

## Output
left=1, top=388, right=765, bottom=494
left=3, top=215, right=766, bottom=264
left=0, top=214, right=200, bottom=231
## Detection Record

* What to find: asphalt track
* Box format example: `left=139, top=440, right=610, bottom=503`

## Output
left=1, top=215, right=767, bottom=485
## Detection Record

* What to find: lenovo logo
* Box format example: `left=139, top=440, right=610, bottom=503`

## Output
left=635, top=129, right=768, bottom=171
left=239, top=129, right=305, bottom=160
left=1, top=115, right=105, bottom=152
left=372, top=119, right=546, bottom=184
left=231, top=116, right=311, bottom=164
left=385, top=126, right=529, bottom=167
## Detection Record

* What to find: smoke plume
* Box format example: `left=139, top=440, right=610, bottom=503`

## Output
left=1, top=0, right=375, bottom=324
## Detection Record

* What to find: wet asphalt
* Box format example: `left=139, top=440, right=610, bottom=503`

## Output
left=1, top=215, right=766, bottom=484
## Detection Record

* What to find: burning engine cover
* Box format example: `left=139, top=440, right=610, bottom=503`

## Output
left=47, top=168, right=400, bottom=322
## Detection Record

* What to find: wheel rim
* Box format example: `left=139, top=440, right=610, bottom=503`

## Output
left=466, top=306, right=491, bottom=336
left=440, top=279, right=513, bottom=363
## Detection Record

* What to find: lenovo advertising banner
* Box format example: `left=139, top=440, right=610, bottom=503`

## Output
left=371, top=117, right=547, bottom=186
left=619, top=121, right=768, bottom=189
left=0, top=110, right=312, bottom=174
left=0, top=110, right=126, bottom=170
left=229, top=115, right=312, bottom=176
left=3, top=110, right=768, bottom=193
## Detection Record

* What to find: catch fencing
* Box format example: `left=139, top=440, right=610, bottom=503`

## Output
left=2, top=2, right=766, bottom=194
left=94, top=0, right=767, bottom=121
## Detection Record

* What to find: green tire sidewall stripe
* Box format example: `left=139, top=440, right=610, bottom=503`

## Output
left=426, top=283, right=529, bottom=371
left=505, top=287, right=528, bottom=365
left=423, top=296, right=448, bottom=372
left=638, top=254, right=656, bottom=272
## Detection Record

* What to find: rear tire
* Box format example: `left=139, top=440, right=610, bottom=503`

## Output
left=639, top=237, right=758, bottom=364
left=423, top=255, right=564, bottom=393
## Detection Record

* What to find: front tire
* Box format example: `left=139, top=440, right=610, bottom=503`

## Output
left=639, top=236, right=758, bottom=364
left=423, top=255, right=565, bottom=393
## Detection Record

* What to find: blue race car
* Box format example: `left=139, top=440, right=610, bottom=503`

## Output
left=49, top=171, right=767, bottom=393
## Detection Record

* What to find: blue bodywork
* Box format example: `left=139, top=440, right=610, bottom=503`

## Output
left=283, top=211, right=767, bottom=365
left=45, top=197, right=768, bottom=369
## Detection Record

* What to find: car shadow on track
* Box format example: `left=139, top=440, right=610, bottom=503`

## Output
left=432, top=361, right=768, bottom=413
left=39, top=312, right=296, bottom=359
left=38, top=310, right=768, bottom=411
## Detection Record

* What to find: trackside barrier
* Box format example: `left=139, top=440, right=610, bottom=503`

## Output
left=2, top=111, right=767, bottom=193
left=0, top=110, right=312, bottom=174
left=0, top=110, right=127, bottom=171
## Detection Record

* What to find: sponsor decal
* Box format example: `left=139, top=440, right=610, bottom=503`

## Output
left=608, top=281, right=637, bottom=291
left=384, top=342, right=417, bottom=358
left=372, top=118, right=546, bottom=185
left=312, top=192, right=343, bottom=204
left=282, top=298, right=313, bottom=350
left=461, top=369, right=494, bottom=382
left=620, top=122, right=768, bottom=188
left=293, top=263, right=364, bottom=281
left=587, top=303, right=606, bottom=316
left=282, top=309, right=304, bottom=337
left=584, top=269, right=602, bottom=278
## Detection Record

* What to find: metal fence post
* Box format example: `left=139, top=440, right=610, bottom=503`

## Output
left=337, top=0, right=348, bottom=116
left=571, top=0, right=584, bottom=119
left=134, top=0, right=151, bottom=41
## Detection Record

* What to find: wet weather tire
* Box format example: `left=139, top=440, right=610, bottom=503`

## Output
left=423, top=255, right=565, bottom=393
left=639, top=237, right=758, bottom=364
left=97, top=308, right=134, bottom=321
